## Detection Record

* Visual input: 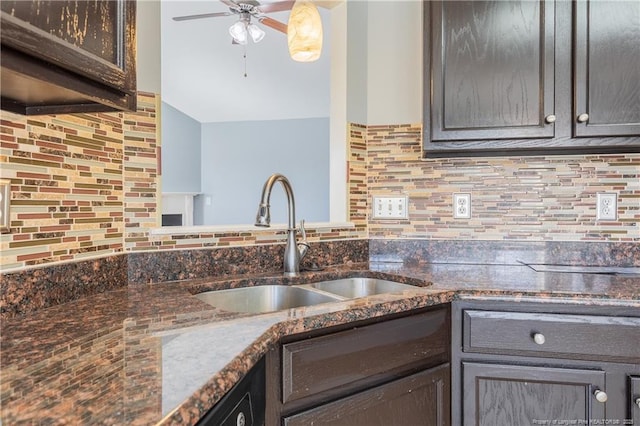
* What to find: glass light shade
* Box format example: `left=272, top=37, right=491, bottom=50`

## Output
left=287, top=1, right=323, bottom=62
left=229, top=20, right=248, bottom=45
left=248, top=23, right=265, bottom=43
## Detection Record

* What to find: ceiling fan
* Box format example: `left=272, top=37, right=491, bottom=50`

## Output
left=172, top=0, right=294, bottom=45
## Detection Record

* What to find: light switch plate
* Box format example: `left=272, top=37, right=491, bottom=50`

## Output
left=0, top=179, right=10, bottom=234
left=372, top=196, right=408, bottom=219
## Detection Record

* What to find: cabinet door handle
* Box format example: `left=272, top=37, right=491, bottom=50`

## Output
left=545, top=114, right=557, bottom=124
left=636, top=397, right=640, bottom=409
left=532, top=333, right=546, bottom=345
left=577, top=113, right=589, bottom=123
left=593, top=389, right=608, bottom=403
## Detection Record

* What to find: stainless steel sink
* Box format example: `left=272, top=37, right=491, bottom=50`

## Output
left=195, top=285, right=342, bottom=314
left=308, top=277, right=417, bottom=298
left=195, top=278, right=419, bottom=315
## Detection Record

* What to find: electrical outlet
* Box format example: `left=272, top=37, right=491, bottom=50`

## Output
left=453, top=193, right=471, bottom=219
left=372, top=196, right=408, bottom=219
left=596, top=193, right=617, bottom=221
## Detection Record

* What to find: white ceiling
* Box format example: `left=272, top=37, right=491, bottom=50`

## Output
left=161, top=1, right=331, bottom=123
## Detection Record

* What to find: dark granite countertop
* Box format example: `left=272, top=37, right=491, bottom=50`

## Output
left=1, top=262, right=638, bottom=425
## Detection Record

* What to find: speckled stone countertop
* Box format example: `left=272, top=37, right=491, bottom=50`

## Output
left=1, top=262, right=639, bottom=425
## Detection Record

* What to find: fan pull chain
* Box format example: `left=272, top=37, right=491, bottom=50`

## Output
left=244, top=45, right=248, bottom=78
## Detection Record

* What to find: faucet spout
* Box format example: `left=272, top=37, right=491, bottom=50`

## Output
left=254, top=173, right=305, bottom=276
left=255, top=173, right=296, bottom=230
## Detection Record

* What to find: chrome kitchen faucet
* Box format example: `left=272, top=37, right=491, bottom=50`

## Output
left=255, top=173, right=309, bottom=276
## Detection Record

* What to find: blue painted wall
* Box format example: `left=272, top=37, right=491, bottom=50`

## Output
left=198, top=118, right=330, bottom=225
left=161, top=102, right=202, bottom=193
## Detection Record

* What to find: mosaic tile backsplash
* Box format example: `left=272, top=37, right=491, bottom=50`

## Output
left=0, top=93, right=364, bottom=272
left=3, top=99, right=638, bottom=273
left=0, top=93, right=159, bottom=270
left=364, top=124, right=639, bottom=242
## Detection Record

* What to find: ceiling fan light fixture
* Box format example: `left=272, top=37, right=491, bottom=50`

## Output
left=287, top=1, right=323, bottom=62
left=248, top=23, right=265, bottom=43
left=229, top=20, right=249, bottom=45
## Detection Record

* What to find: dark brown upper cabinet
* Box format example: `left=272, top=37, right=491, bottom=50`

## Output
left=431, top=0, right=556, bottom=142
left=423, top=0, right=640, bottom=157
left=0, top=0, right=137, bottom=115
left=574, top=0, right=640, bottom=137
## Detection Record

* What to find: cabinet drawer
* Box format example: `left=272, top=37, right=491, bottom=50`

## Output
left=283, top=364, right=450, bottom=426
left=282, top=308, right=449, bottom=404
left=463, top=310, right=640, bottom=362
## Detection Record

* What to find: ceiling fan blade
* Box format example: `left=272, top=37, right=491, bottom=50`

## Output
left=257, top=1, right=295, bottom=13
left=219, top=0, right=239, bottom=8
left=173, top=12, right=233, bottom=21
left=260, top=16, right=288, bottom=34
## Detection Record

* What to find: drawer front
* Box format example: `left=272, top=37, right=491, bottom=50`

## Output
left=282, top=308, right=449, bottom=404
left=283, top=364, right=450, bottom=426
left=463, top=310, right=640, bottom=362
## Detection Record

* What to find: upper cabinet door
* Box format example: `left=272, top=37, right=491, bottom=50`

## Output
left=574, top=0, right=640, bottom=137
left=430, top=0, right=556, bottom=142
left=0, top=0, right=136, bottom=115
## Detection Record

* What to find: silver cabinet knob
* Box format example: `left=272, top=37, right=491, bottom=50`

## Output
left=635, top=397, right=640, bottom=409
left=545, top=114, right=556, bottom=124
left=594, top=389, right=608, bottom=403
left=533, top=333, right=546, bottom=345
left=577, top=113, right=589, bottom=123
left=236, top=411, right=246, bottom=426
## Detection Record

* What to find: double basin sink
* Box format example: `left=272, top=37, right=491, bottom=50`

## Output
left=195, top=278, right=418, bottom=314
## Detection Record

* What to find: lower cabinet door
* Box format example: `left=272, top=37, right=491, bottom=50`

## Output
left=283, top=363, right=450, bottom=426
left=631, top=376, right=640, bottom=425
left=462, top=362, right=606, bottom=426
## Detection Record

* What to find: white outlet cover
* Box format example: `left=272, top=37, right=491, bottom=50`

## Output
left=596, top=193, right=617, bottom=221
left=453, top=193, right=471, bottom=219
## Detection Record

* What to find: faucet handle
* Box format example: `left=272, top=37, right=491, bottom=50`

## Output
left=299, top=219, right=307, bottom=242
left=297, top=219, right=310, bottom=260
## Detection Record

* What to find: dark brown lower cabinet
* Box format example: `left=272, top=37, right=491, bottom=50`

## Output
left=463, top=363, right=605, bottom=425
left=284, top=363, right=450, bottom=426
left=452, top=301, right=640, bottom=426
left=631, top=377, right=640, bottom=424
left=266, top=305, right=451, bottom=425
